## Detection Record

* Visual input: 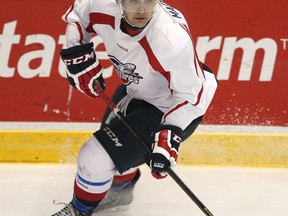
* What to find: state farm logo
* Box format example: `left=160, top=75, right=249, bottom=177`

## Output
left=0, top=21, right=114, bottom=79
left=0, top=21, right=287, bottom=82
left=195, top=36, right=287, bottom=81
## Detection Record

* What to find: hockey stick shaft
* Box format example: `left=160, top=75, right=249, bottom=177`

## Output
left=94, top=82, right=214, bottom=216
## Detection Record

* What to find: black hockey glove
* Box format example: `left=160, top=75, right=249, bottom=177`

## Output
left=60, top=42, right=105, bottom=97
left=150, top=125, right=182, bottom=179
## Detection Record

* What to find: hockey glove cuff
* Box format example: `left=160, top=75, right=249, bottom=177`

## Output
left=150, top=125, right=182, bottom=179
left=60, top=42, right=105, bottom=97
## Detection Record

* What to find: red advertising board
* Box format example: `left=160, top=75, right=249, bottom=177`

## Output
left=0, top=0, right=287, bottom=126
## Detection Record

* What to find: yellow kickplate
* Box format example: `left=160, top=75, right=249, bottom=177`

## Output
left=0, top=130, right=287, bottom=167
left=0, top=130, right=91, bottom=163
left=179, top=133, right=288, bottom=168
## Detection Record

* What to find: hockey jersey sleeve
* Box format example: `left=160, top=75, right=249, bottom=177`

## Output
left=159, top=30, right=218, bottom=130
left=62, top=0, right=93, bottom=48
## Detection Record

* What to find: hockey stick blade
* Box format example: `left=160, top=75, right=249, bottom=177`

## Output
left=94, top=82, right=214, bottom=216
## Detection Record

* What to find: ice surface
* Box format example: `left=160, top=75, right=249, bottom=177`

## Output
left=1, top=164, right=288, bottom=216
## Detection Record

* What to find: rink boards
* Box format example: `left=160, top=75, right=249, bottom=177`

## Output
left=0, top=130, right=287, bottom=168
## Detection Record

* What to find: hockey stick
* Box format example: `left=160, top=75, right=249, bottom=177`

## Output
left=94, top=82, right=214, bottom=216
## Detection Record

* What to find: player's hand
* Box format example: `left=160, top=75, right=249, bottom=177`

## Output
left=150, top=126, right=182, bottom=179
left=60, top=42, right=105, bottom=98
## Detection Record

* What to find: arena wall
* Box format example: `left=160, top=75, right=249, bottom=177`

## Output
left=0, top=0, right=287, bottom=166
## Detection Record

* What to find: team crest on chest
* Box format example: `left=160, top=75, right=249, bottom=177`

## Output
left=109, top=55, right=143, bottom=85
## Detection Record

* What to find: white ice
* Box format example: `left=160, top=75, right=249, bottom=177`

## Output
left=1, top=164, right=288, bottom=216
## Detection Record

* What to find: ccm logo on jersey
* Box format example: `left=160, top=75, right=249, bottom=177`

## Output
left=63, top=51, right=94, bottom=65
left=103, top=127, right=123, bottom=147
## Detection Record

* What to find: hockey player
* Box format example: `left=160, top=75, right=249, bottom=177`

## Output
left=52, top=0, right=218, bottom=215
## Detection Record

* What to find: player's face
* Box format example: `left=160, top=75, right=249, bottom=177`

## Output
left=121, top=0, right=157, bottom=28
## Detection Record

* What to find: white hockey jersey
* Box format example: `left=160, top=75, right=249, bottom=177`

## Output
left=62, top=0, right=218, bottom=130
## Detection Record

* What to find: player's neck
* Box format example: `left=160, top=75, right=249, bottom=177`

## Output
left=120, top=18, right=144, bottom=37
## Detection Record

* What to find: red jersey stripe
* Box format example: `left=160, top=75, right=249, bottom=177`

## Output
left=179, top=23, right=206, bottom=105
left=162, top=101, right=189, bottom=124
left=75, top=22, right=84, bottom=45
left=138, top=36, right=171, bottom=83
left=86, top=13, right=115, bottom=33
left=192, top=84, right=203, bottom=106
left=64, top=4, right=74, bottom=22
